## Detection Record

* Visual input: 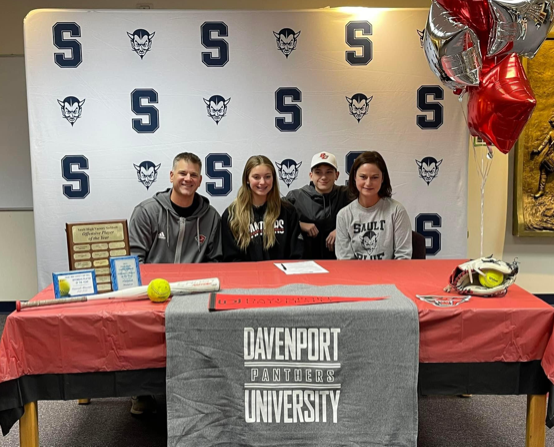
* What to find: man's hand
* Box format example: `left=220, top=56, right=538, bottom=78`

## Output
left=326, top=229, right=337, bottom=251
left=300, top=222, right=319, bottom=237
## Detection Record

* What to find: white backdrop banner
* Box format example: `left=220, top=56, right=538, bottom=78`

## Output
left=25, top=8, right=468, bottom=289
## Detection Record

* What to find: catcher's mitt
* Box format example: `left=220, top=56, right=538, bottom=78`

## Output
left=445, top=256, right=519, bottom=297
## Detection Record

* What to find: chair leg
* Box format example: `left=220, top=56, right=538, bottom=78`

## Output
left=19, top=401, right=39, bottom=447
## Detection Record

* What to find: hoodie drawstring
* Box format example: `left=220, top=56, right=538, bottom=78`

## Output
left=196, top=218, right=200, bottom=252
left=166, top=208, right=170, bottom=248
left=323, top=194, right=331, bottom=219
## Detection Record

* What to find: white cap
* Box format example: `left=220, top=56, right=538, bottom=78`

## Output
left=310, top=151, right=338, bottom=170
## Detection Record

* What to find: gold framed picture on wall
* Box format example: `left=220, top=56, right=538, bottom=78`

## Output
left=513, top=36, right=554, bottom=237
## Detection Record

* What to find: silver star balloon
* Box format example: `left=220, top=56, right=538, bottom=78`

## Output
left=488, top=0, right=554, bottom=58
left=424, top=0, right=482, bottom=90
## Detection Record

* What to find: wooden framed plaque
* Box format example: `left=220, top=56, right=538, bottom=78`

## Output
left=66, top=220, right=130, bottom=292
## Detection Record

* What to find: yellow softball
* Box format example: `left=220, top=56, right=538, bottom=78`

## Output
left=147, top=278, right=171, bottom=303
left=478, top=270, right=504, bottom=288
left=59, top=279, right=71, bottom=297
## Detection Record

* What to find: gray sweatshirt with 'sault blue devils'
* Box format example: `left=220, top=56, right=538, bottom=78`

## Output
left=336, top=197, right=412, bottom=260
left=129, top=188, right=222, bottom=264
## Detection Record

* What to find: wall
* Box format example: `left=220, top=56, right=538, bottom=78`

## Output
left=2, top=0, right=553, bottom=300
left=0, top=212, right=37, bottom=302
left=467, top=145, right=509, bottom=260
left=503, top=152, right=554, bottom=293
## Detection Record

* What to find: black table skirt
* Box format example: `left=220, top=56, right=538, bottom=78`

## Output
left=1, top=362, right=552, bottom=436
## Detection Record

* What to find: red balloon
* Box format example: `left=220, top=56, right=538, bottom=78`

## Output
left=436, top=0, right=493, bottom=54
left=467, top=54, right=536, bottom=154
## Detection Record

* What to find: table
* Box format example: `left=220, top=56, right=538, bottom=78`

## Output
left=1, top=260, right=553, bottom=446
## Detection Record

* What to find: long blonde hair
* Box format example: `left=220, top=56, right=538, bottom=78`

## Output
left=228, top=155, right=282, bottom=251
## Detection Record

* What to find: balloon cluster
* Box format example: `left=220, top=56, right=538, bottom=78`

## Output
left=423, top=0, right=554, bottom=153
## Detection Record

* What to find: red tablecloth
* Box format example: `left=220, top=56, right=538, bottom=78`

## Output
left=1, top=260, right=554, bottom=384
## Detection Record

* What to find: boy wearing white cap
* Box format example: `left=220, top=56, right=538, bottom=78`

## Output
left=286, top=151, right=352, bottom=259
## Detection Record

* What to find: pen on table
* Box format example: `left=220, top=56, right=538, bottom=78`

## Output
left=281, top=263, right=287, bottom=271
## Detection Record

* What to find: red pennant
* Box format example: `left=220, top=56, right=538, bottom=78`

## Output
left=209, top=293, right=388, bottom=311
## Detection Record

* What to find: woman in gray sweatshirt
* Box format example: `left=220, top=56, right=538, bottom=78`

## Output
left=336, top=151, right=412, bottom=260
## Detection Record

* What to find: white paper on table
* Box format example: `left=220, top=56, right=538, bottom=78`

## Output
left=274, top=261, right=329, bottom=275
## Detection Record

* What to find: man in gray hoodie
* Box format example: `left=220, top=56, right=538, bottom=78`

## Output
left=128, top=152, right=222, bottom=415
left=129, top=152, right=222, bottom=264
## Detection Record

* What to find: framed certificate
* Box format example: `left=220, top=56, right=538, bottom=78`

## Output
left=52, top=270, right=97, bottom=298
left=110, top=255, right=142, bottom=291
